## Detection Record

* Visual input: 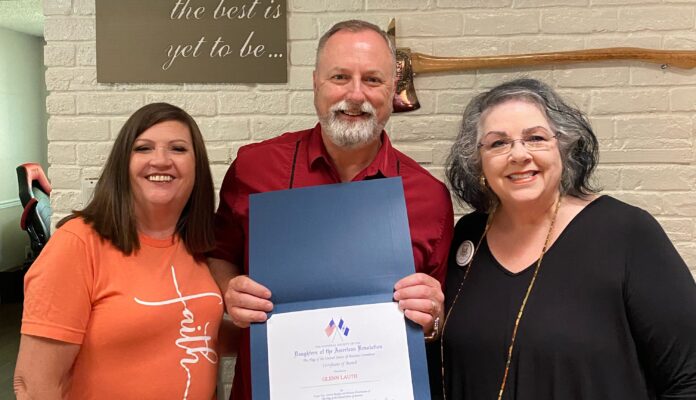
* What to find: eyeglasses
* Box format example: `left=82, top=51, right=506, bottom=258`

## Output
left=478, top=134, right=558, bottom=156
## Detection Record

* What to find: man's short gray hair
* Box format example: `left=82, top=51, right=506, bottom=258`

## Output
left=315, top=20, right=396, bottom=70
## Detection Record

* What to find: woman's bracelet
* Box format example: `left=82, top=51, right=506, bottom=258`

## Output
left=424, top=316, right=440, bottom=342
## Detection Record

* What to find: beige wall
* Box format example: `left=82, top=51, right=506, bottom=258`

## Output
left=44, top=0, right=696, bottom=275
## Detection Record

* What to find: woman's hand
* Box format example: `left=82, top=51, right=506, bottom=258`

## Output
left=393, top=273, right=444, bottom=339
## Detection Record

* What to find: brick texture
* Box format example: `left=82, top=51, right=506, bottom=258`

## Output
left=44, top=0, right=696, bottom=274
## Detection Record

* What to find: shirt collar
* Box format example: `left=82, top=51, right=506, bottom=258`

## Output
left=308, top=123, right=398, bottom=179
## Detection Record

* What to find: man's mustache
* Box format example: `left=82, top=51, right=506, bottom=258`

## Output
left=329, top=100, right=376, bottom=117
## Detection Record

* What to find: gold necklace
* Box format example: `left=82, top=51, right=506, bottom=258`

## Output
left=440, top=196, right=562, bottom=400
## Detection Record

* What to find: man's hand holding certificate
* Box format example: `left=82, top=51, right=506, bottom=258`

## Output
left=246, top=178, right=436, bottom=399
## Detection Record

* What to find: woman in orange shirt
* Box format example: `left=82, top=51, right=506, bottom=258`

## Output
left=14, top=103, right=223, bottom=400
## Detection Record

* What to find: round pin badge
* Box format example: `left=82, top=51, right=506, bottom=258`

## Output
left=456, top=240, right=475, bottom=267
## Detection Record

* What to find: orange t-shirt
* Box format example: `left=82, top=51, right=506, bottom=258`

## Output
left=22, top=218, right=223, bottom=400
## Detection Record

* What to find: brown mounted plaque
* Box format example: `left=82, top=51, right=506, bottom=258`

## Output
left=96, top=0, right=287, bottom=83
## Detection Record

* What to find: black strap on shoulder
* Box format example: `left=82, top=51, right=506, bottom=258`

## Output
left=289, top=139, right=302, bottom=189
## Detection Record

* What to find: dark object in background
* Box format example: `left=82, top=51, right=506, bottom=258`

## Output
left=0, top=267, right=28, bottom=304
left=17, top=163, right=52, bottom=258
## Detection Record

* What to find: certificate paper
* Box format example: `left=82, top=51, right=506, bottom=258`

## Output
left=267, top=303, right=413, bottom=400
left=249, top=178, right=431, bottom=399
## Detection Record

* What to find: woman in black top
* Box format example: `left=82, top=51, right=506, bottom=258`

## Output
left=436, top=78, right=696, bottom=399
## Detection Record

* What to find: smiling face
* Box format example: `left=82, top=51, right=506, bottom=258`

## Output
left=129, top=120, right=195, bottom=220
left=479, top=99, right=562, bottom=209
left=313, top=29, right=395, bottom=148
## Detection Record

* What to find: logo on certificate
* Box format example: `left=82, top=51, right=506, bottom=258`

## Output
left=324, top=318, right=350, bottom=341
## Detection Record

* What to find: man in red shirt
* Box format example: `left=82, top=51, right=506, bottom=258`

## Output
left=208, top=19, right=453, bottom=399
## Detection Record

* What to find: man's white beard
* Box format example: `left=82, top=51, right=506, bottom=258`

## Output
left=320, top=100, right=385, bottom=148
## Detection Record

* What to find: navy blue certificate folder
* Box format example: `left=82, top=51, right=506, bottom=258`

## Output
left=249, top=177, right=431, bottom=399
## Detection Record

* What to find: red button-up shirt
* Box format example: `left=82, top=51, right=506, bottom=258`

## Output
left=211, top=123, right=453, bottom=400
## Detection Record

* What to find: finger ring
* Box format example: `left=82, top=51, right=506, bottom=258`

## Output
left=431, top=300, right=437, bottom=314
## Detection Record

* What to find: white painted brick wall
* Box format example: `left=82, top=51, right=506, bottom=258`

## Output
left=46, top=93, right=76, bottom=114
left=44, top=0, right=696, bottom=277
left=43, top=0, right=72, bottom=16
left=47, top=143, right=76, bottom=165
left=44, top=0, right=696, bottom=262
left=44, top=43, right=75, bottom=66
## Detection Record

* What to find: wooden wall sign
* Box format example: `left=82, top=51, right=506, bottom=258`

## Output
left=96, top=0, right=287, bottom=83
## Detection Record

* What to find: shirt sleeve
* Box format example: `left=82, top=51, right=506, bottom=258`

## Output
left=428, top=186, right=454, bottom=287
left=209, top=160, right=246, bottom=267
left=624, top=209, right=696, bottom=398
left=21, top=226, right=94, bottom=345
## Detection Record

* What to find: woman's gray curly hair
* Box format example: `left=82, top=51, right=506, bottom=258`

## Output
left=445, top=78, right=599, bottom=212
